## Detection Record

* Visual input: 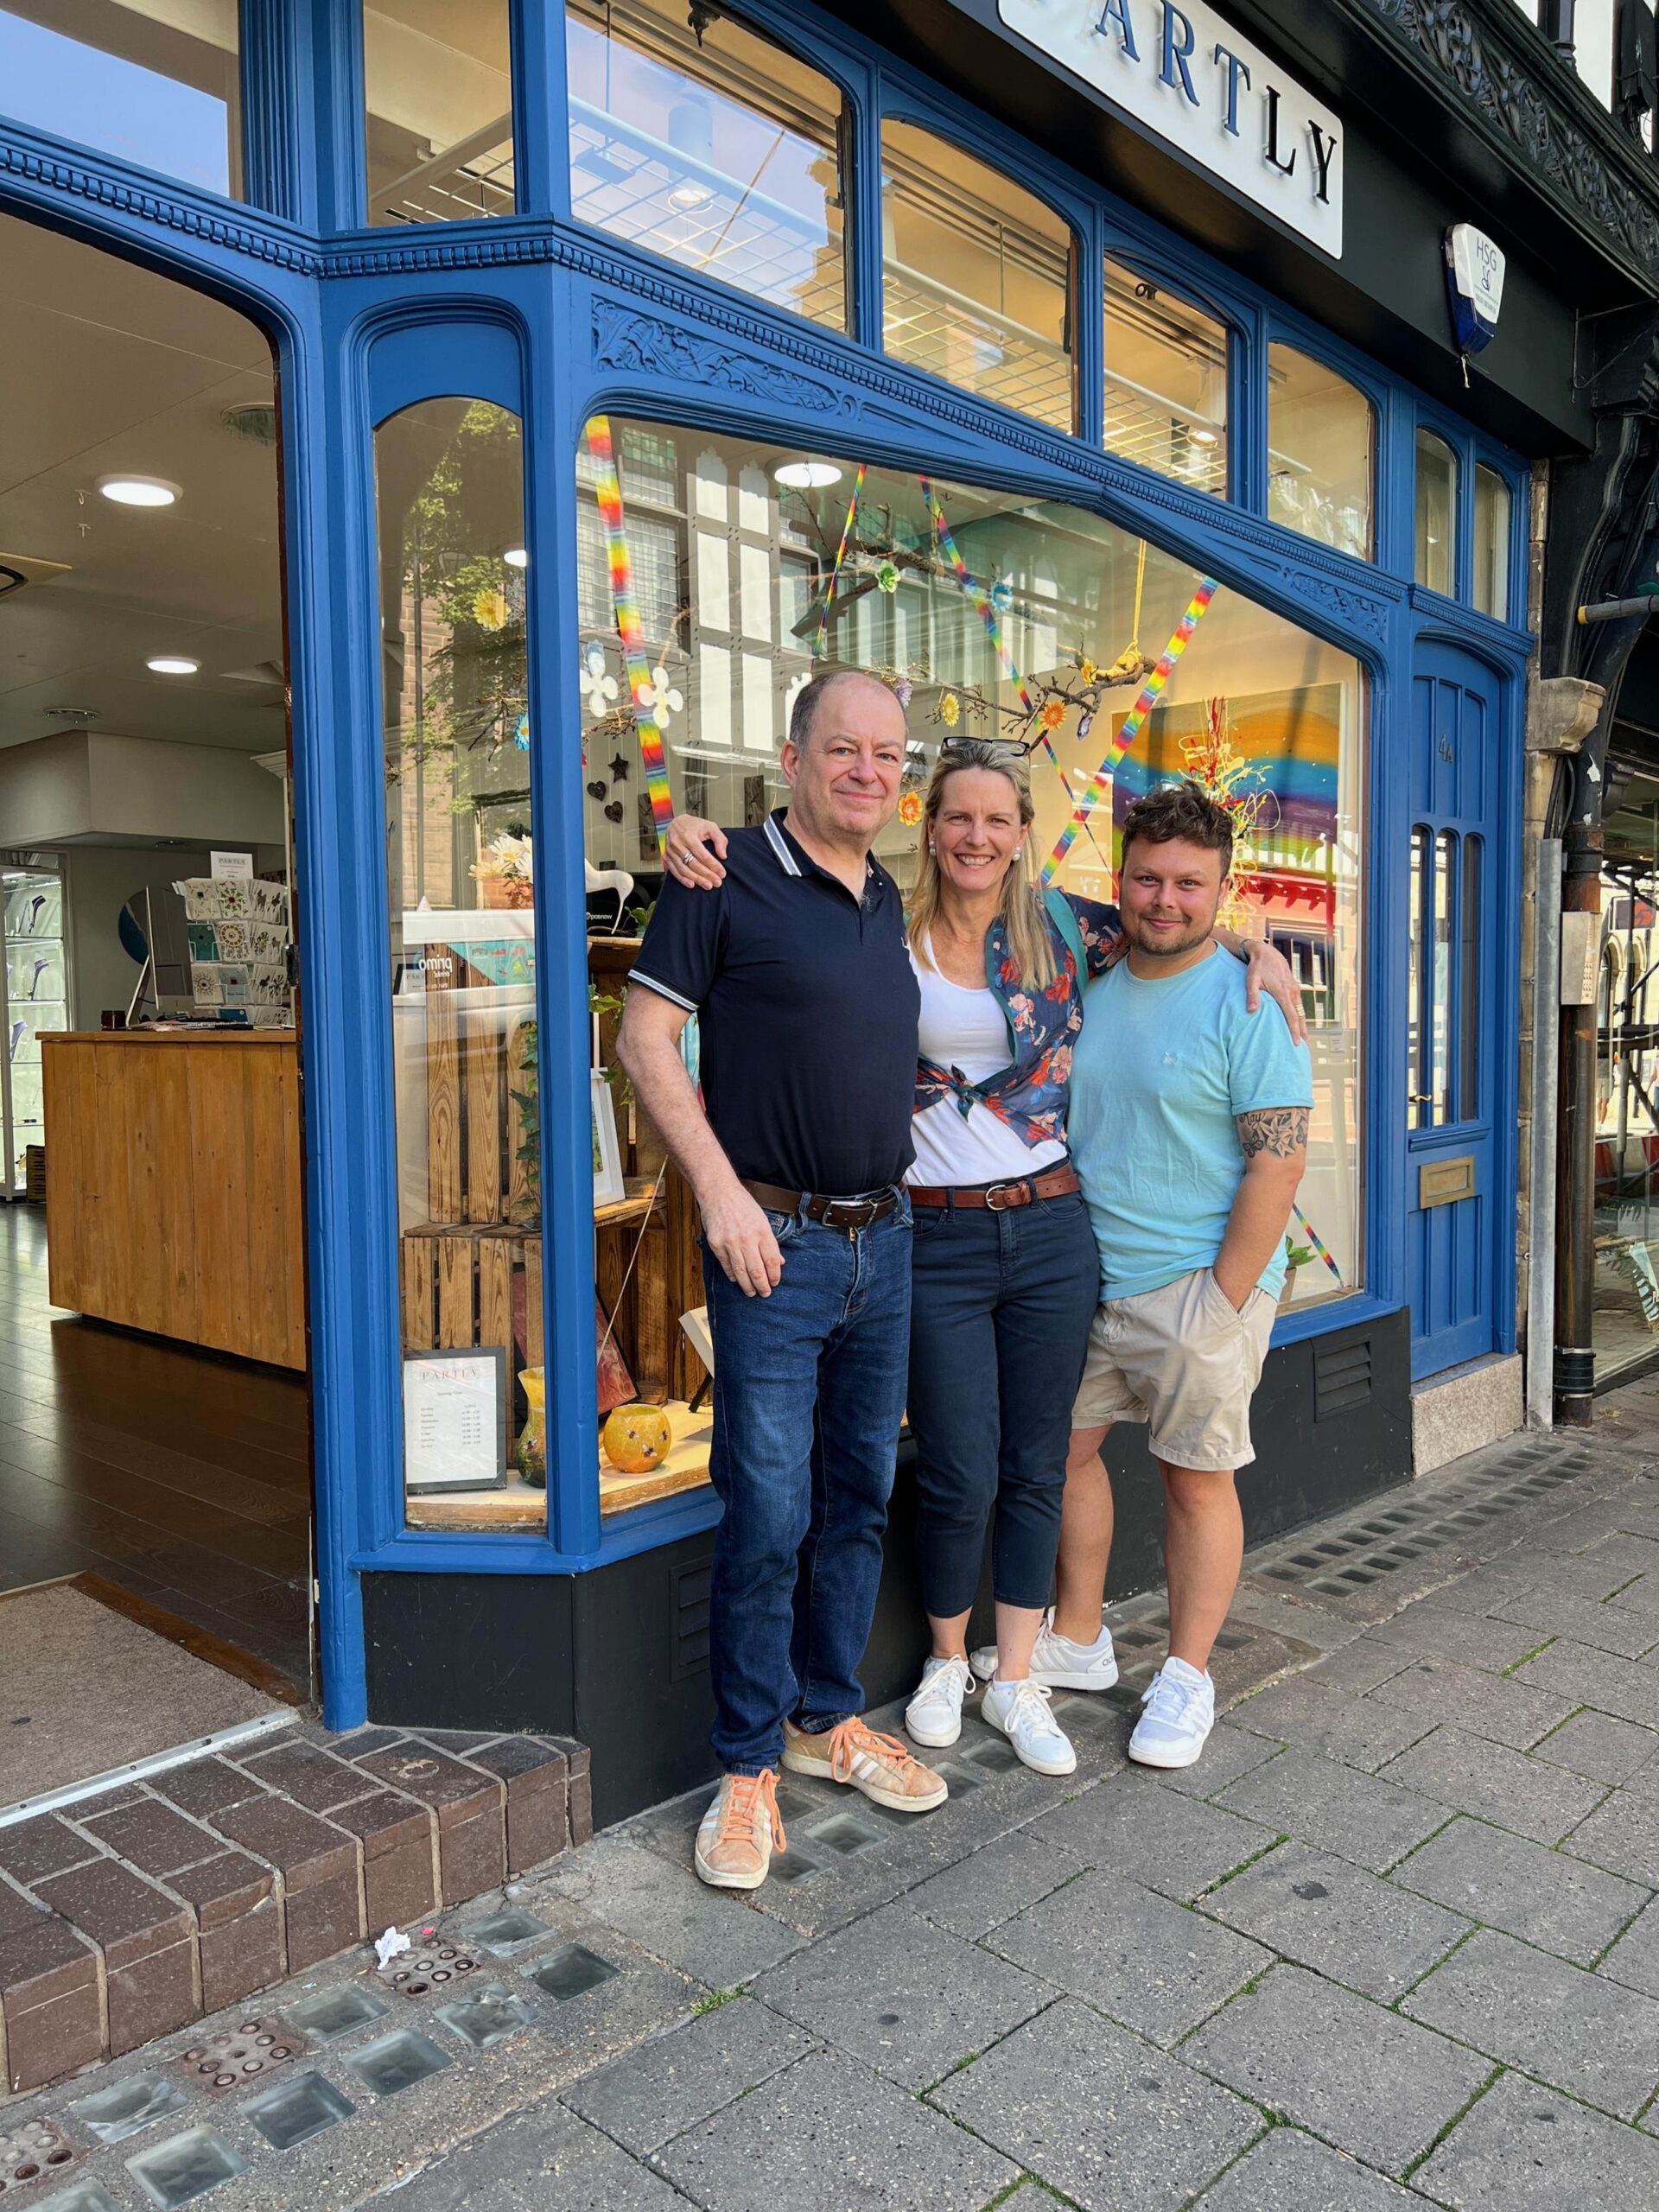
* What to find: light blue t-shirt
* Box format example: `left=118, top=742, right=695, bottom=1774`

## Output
left=1069, top=944, right=1314, bottom=1301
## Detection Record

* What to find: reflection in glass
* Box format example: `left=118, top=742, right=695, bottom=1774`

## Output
left=0, top=3, right=240, bottom=198
left=377, top=400, right=540, bottom=1530
left=882, top=123, right=1073, bottom=431
left=1595, top=779, right=1659, bottom=1381
left=1408, top=826, right=1428, bottom=1132
left=1268, top=344, right=1374, bottom=559
left=582, top=423, right=1366, bottom=1382
left=1474, top=464, right=1511, bottom=621
left=1459, top=836, right=1481, bottom=1121
left=1431, top=828, right=1454, bottom=1126
left=365, top=1, right=513, bottom=225
left=1414, top=429, right=1457, bottom=597
left=566, top=0, right=846, bottom=328
left=1104, top=260, right=1227, bottom=494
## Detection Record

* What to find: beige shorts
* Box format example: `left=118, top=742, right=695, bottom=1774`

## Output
left=1071, top=1267, right=1276, bottom=1472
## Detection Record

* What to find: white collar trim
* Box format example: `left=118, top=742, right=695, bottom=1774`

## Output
left=764, top=814, right=802, bottom=877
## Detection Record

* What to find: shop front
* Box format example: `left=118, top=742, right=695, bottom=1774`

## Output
left=0, top=0, right=1590, bottom=1823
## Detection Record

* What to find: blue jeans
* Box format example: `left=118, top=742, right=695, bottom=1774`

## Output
left=906, top=1186, right=1098, bottom=1618
left=702, top=1194, right=912, bottom=1776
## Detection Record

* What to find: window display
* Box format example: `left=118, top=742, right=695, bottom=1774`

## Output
left=1, top=866, right=65, bottom=1198
left=1596, top=768, right=1659, bottom=1382
left=566, top=0, right=847, bottom=328
left=577, top=419, right=1368, bottom=1506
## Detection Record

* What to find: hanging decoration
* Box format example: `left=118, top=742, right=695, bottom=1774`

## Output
left=1041, top=575, right=1220, bottom=885
left=585, top=414, right=673, bottom=855
left=811, top=463, right=867, bottom=658
left=1292, top=1201, right=1344, bottom=1285
left=920, top=476, right=1034, bottom=716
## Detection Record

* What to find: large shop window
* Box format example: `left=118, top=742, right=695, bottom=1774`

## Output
left=364, top=1, right=514, bottom=224
left=881, top=123, right=1074, bottom=432
left=566, top=0, right=847, bottom=329
left=0, top=3, right=240, bottom=198
left=1104, top=260, right=1228, bottom=494
left=375, top=398, right=544, bottom=1532
left=571, top=425, right=1368, bottom=1520
left=1594, top=769, right=1659, bottom=1385
left=1268, top=345, right=1374, bottom=561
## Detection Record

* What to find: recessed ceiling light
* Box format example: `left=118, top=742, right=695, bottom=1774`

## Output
left=504, top=546, right=528, bottom=569
left=1189, top=428, right=1219, bottom=448
left=147, top=656, right=200, bottom=676
left=668, top=183, right=712, bottom=211
left=98, top=475, right=181, bottom=508
left=774, top=460, right=843, bottom=490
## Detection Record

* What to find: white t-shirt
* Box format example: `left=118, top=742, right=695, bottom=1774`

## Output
left=906, top=940, right=1070, bottom=1187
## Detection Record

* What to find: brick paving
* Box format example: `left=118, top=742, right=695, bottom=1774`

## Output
left=0, top=1727, right=587, bottom=2093
left=4, top=1380, right=1659, bottom=2208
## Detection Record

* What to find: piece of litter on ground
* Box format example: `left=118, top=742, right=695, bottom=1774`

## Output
left=375, top=1929, right=412, bottom=1970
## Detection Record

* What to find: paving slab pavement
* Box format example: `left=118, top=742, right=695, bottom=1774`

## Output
left=8, top=1395, right=1659, bottom=2207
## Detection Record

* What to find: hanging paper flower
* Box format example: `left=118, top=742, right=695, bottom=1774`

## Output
left=1077, top=711, right=1094, bottom=744
left=899, top=791, right=924, bottom=827
left=638, top=663, right=684, bottom=730
left=513, top=713, right=531, bottom=753
left=581, top=642, right=619, bottom=720
left=473, top=587, right=510, bottom=632
left=875, top=560, right=899, bottom=594
left=1078, top=658, right=1098, bottom=686
left=940, top=690, right=961, bottom=728
left=1041, top=696, right=1067, bottom=730
left=892, top=678, right=913, bottom=709
left=990, top=577, right=1014, bottom=613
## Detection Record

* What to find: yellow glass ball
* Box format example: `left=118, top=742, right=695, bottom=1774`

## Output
left=601, top=1403, right=673, bottom=1473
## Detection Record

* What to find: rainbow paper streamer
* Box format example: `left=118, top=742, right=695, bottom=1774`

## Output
left=921, top=477, right=1033, bottom=713
left=1293, top=1201, right=1344, bottom=1284
left=812, top=463, right=866, bottom=659
left=584, top=414, right=673, bottom=854
left=1041, top=577, right=1219, bottom=886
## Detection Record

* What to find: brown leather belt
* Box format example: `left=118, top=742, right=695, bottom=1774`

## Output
left=741, top=1177, right=900, bottom=1230
left=909, top=1162, right=1081, bottom=1211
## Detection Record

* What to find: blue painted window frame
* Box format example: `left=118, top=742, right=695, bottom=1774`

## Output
left=0, top=0, right=1536, bottom=1730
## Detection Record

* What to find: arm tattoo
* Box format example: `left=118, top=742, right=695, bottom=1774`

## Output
left=1236, top=1107, right=1309, bottom=1160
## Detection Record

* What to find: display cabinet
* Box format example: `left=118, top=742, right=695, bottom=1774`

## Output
left=1, top=867, right=67, bottom=1200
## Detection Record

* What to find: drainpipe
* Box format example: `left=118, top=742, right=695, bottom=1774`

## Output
left=1554, top=769, right=1601, bottom=1426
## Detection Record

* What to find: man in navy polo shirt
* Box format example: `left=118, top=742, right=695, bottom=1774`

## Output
left=618, top=671, right=948, bottom=1891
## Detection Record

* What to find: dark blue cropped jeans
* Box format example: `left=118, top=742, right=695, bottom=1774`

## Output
left=906, top=1185, right=1098, bottom=1619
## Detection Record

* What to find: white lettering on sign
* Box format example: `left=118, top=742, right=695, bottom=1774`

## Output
left=995, top=0, right=1343, bottom=257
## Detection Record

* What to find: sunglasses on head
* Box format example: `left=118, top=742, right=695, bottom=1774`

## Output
left=938, top=731, right=1043, bottom=761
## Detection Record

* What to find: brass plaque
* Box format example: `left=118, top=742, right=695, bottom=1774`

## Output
left=1419, top=1155, right=1476, bottom=1209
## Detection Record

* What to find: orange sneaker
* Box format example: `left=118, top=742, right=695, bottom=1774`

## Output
left=694, top=1770, right=786, bottom=1891
left=781, top=1717, right=948, bottom=1813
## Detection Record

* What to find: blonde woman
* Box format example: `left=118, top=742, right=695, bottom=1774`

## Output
left=664, top=734, right=1299, bottom=1776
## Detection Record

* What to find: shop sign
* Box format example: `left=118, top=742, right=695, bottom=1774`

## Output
left=995, top=0, right=1343, bottom=258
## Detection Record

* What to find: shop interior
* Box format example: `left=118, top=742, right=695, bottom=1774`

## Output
left=0, top=207, right=309, bottom=1797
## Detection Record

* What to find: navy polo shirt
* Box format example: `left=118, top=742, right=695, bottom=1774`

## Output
left=629, top=810, right=920, bottom=1196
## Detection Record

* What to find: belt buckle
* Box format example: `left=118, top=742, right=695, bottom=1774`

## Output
left=985, top=1179, right=1024, bottom=1211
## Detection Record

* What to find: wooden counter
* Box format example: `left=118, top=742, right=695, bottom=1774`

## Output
left=42, top=1030, right=305, bottom=1370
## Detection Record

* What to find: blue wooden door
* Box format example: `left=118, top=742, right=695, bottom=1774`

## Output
left=1408, top=643, right=1503, bottom=1378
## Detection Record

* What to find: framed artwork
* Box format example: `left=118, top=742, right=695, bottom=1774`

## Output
left=592, top=1067, right=626, bottom=1205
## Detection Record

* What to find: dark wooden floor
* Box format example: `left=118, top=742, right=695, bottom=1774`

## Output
left=0, top=1203, right=312, bottom=1694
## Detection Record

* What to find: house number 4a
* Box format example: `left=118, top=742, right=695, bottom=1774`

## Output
left=1437, top=732, right=1456, bottom=764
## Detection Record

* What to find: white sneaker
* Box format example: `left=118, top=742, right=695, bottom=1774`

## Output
left=905, top=1654, right=976, bottom=1748
left=969, top=1610, right=1119, bottom=1694
left=1128, top=1657, right=1215, bottom=1769
left=980, top=1677, right=1077, bottom=1776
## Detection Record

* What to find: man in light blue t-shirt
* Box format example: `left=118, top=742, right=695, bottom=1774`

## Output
left=1022, top=779, right=1311, bottom=1771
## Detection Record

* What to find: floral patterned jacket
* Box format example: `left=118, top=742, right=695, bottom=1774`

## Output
left=914, top=893, right=1122, bottom=1150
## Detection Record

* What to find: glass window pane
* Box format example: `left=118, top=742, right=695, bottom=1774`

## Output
left=1409, top=825, right=1429, bottom=1131
left=377, top=399, right=541, bottom=1533
left=1104, top=259, right=1227, bottom=494
left=1474, top=464, right=1511, bottom=621
left=1431, top=828, right=1454, bottom=1126
left=1414, top=429, right=1457, bottom=597
left=579, top=429, right=1366, bottom=1510
left=1268, top=344, right=1374, bottom=560
left=882, top=122, right=1073, bottom=432
left=0, top=3, right=240, bottom=198
left=365, top=1, right=513, bottom=225
left=1597, top=782, right=1659, bottom=1381
left=1460, top=836, right=1481, bottom=1120
left=566, top=0, right=846, bottom=329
